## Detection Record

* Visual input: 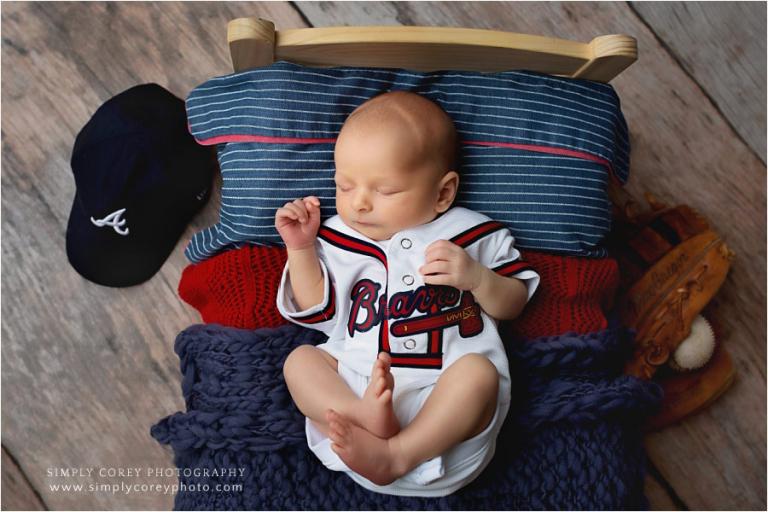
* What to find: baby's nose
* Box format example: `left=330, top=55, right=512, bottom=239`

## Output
left=352, top=192, right=372, bottom=212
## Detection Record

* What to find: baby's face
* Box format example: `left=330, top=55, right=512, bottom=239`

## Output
left=333, top=125, right=446, bottom=241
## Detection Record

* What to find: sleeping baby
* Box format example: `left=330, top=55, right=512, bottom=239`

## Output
left=275, top=91, right=539, bottom=496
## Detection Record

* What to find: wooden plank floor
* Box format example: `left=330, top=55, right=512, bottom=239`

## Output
left=2, top=2, right=764, bottom=510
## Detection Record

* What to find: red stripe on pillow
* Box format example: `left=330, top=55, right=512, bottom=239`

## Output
left=194, top=133, right=614, bottom=178
left=196, top=134, right=338, bottom=145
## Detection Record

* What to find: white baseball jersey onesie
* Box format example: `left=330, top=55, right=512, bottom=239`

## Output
left=277, top=207, right=540, bottom=496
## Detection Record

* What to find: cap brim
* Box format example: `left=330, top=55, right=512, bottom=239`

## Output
left=66, top=192, right=184, bottom=287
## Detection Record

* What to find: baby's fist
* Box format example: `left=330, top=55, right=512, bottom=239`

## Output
left=275, top=196, right=322, bottom=250
left=419, top=240, right=484, bottom=291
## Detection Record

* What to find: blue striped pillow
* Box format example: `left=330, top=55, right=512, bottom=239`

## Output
left=185, top=61, right=629, bottom=262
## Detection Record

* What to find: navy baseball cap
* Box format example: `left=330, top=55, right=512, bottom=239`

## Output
left=66, top=84, right=216, bottom=287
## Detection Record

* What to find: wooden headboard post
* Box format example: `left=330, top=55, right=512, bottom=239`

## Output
left=228, top=18, right=276, bottom=69
left=573, top=35, right=637, bottom=82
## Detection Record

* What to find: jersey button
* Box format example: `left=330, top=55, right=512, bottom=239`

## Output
left=400, top=238, right=412, bottom=249
left=404, top=339, right=416, bottom=349
left=402, top=274, right=415, bottom=286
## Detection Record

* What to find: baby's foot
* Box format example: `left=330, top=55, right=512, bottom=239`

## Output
left=327, top=409, right=408, bottom=486
left=357, top=352, right=399, bottom=438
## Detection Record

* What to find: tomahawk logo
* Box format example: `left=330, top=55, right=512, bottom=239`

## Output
left=91, top=208, right=129, bottom=236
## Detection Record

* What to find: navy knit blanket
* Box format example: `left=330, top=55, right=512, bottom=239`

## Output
left=151, top=323, right=662, bottom=510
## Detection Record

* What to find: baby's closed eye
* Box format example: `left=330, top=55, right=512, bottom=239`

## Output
left=377, top=187, right=402, bottom=196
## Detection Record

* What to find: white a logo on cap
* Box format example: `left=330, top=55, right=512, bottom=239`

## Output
left=91, top=208, right=129, bottom=236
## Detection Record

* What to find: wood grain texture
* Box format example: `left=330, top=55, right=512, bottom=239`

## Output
left=228, top=17, right=276, bottom=70
left=1, top=2, right=307, bottom=509
left=1, top=447, right=46, bottom=511
left=1, top=1, right=764, bottom=510
left=293, top=2, right=766, bottom=510
left=643, top=471, right=681, bottom=511
left=630, top=1, right=767, bottom=162
left=229, top=20, right=637, bottom=80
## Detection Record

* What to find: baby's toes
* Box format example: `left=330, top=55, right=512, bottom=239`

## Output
left=328, top=426, right=342, bottom=445
left=327, top=423, right=341, bottom=444
left=326, top=410, right=344, bottom=430
left=378, top=352, right=392, bottom=371
left=327, top=417, right=347, bottom=442
left=331, top=410, right=352, bottom=431
left=373, top=375, right=387, bottom=395
left=330, top=441, right=347, bottom=457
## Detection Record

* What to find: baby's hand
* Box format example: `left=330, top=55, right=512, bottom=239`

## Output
left=275, top=196, right=322, bottom=250
left=419, top=240, right=485, bottom=291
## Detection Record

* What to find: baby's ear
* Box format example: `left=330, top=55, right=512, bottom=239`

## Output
left=436, top=171, right=460, bottom=213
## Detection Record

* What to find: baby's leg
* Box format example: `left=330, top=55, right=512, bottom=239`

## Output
left=327, top=353, right=498, bottom=486
left=283, top=345, right=399, bottom=438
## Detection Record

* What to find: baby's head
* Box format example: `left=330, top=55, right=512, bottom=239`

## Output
left=333, top=91, right=459, bottom=241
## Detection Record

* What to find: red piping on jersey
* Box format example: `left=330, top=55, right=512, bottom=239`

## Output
left=292, top=284, right=336, bottom=324
left=317, top=226, right=388, bottom=269
left=493, top=260, right=535, bottom=277
left=380, top=317, right=390, bottom=353
left=429, top=304, right=441, bottom=354
left=390, top=356, right=443, bottom=368
left=450, top=221, right=507, bottom=248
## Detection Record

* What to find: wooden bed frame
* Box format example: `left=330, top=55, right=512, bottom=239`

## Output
left=224, top=16, right=642, bottom=240
left=227, top=18, right=637, bottom=82
left=226, top=17, right=639, bottom=211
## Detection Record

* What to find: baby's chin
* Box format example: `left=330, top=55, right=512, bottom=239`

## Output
left=342, top=214, right=439, bottom=241
left=340, top=219, right=395, bottom=241
left=350, top=222, right=394, bottom=241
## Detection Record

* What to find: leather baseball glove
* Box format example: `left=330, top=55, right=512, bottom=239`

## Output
left=607, top=184, right=735, bottom=428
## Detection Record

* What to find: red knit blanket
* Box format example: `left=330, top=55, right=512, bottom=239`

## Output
left=178, top=245, right=618, bottom=339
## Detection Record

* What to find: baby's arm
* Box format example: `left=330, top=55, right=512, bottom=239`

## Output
left=275, top=196, right=324, bottom=310
left=469, top=265, right=529, bottom=320
left=419, top=239, right=530, bottom=320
